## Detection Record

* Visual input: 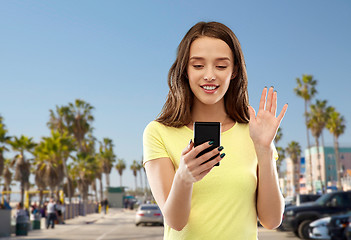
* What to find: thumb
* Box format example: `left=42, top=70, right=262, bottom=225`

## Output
left=248, top=105, right=256, bottom=121
left=182, top=139, right=194, bottom=156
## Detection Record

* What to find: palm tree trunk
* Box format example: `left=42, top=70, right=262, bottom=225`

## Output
left=139, top=170, right=143, bottom=191
left=333, top=135, right=342, bottom=190
left=20, top=181, right=25, bottom=204
left=62, top=157, right=72, bottom=203
left=315, top=138, right=325, bottom=193
left=105, top=173, right=110, bottom=188
left=305, top=100, right=314, bottom=193
left=119, top=174, right=123, bottom=187
left=291, top=161, right=296, bottom=195
left=100, top=179, right=103, bottom=202
left=134, top=176, right=137, bottom=192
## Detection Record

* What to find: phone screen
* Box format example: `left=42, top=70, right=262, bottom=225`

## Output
left=194, top=122, right=221, bottom=166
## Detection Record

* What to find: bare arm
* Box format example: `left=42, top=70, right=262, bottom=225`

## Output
left=144, top=140, right=224, bottom=231
left=248, top=87, right=288, bottom=229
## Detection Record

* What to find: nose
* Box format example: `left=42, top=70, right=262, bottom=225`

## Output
left=204, top=67, right=216, bottom=81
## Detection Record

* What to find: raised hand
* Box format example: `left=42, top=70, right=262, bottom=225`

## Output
left=248, top=87, right=288, bottom=149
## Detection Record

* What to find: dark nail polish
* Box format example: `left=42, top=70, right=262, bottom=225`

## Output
left=189, top=139, right=192, bottom=144
left=218, top=146, right=224, bottom=151
left=220, top=153, right=225, bottom=158
left=209, top=141, right=214, bottom=145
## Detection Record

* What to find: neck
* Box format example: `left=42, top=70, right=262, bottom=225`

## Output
left=191, top=99, right=228, bottom=123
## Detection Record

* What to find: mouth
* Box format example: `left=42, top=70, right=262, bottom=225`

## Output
left=200, top=84, right=219, bottom=93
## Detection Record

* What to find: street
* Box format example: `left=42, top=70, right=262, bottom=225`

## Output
left=3, top=208, right=299, bottom=240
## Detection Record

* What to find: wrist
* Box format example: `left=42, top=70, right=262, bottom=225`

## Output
left=175, top=169, right=194, bottom=188
left=254, top=143, right=275, bottom=164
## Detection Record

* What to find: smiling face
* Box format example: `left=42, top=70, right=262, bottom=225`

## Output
left=187, top=36, right=234, bottom=107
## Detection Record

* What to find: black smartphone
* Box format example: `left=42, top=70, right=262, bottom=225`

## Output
left=194, top=122, right=221, bottom=166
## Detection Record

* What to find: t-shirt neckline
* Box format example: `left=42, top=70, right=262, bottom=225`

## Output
left=183, top=122, right=237, bottom=135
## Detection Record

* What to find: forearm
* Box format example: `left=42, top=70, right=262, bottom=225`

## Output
left=163, top=171, right=193, bottom=231
left=256, top=146, right=285, bottom=229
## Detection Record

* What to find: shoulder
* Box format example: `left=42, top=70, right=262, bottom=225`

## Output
left=143, top=121, right=181, bottom=138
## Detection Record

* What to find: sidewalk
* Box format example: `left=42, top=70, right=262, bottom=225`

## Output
left=1, top=209, right=121, bottom=239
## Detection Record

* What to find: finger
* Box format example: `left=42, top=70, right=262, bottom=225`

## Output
left=271, top=91, right=277, bottom=116
left=277, top=104, right=288, bottom=123
left=248, top=105, right=256, bottom=122
left=197, top=145, right=223, bottom=165
left=181, top=139, right=194, bottom=156
left=259, top=87, right=267, bottom=111
left=187, top=140, right=214, bottom=159
left=194, top=153, right=224, bottom=176
left=266, top=86, right=274, bottom=111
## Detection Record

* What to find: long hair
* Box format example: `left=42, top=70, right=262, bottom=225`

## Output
left=156, top=21, right=249, bottom=127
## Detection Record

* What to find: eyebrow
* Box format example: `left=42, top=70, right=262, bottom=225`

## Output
left=189, top=56, right=231, bottom=61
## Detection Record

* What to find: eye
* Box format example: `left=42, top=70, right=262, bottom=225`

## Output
left=217, top=66, right=227, bottom=69
left=193, top=65, right=203, bottom=69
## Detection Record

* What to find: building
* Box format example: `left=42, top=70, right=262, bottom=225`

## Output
left=305, top=146, right=351, bottom=192
left=285, top=157, right=302, bottom=197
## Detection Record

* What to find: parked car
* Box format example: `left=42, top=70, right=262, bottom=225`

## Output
left=135, top=204, right=163, bottom=226
left=278, top=194, right=322, bottom=231
left=345, top=216, right=351, bottom=240
left=285, top=194, right=322, bottom=208
left=282, top=191, right=351, bottom=239
left=309, top=216, right=331, bottom=240
left=328, top=211, right=351, bottom=240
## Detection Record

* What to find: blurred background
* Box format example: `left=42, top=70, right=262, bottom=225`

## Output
left=0, top=0, right=350, bottom=217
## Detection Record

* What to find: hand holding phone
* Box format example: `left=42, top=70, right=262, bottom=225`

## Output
left=194, top=122, right=221, bottom=166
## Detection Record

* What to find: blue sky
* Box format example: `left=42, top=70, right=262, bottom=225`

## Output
left=1, top=0, right=350, bottom=192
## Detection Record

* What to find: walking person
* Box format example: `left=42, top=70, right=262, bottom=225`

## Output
left=143, top=21, right=288, bottom=239
left=46, top=198, right=57, bottom=229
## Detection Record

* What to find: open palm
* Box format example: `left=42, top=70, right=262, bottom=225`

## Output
left=248, top=87, right=288, bottom=148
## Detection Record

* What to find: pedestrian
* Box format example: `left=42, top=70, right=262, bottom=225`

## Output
left=103, top=198, right=109, bottom=214
left=14, top=202, right=27, bottom=219
left=46, top=198, right=57, bottom=229
left=143, top=21, right=288, bottom=239
left=56, top=200, right=65, bottom=224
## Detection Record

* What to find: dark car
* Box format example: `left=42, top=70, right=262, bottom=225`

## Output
left=285, top=194, right=322, bottom=208
left=328, top=211, right=351, bottom=240
left=282, top=191, right=351, bottom=239
left=345, top=216, right=351, bottom=240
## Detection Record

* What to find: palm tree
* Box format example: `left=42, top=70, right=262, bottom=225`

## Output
left=286, top=141, right=302, bottom=195
left=71, top=152, right=98, bottom=201
left=307, top=100, right=330, bottom=192
left=3, top=158, right=13, bottom=202
left=326, top=108, right=346, bottom=190
left=294, top=74, right=317, bottom=193
left=33, top=131, right=74, bottom=197
left=47, top=105, right=76, bottom=202
left=274, top=128, right=285, bottom=175
left=99, top=138, right=116, bottom=188
left=48, top=105, right=71, bottom=135
left=9, top=135, right=36, bottom=203
left=115, top=158, right=126, bottom=187
left=130, top=160, right=140, bottom=192
left=0, top=115, right=11, bottom=181
left=68, top=99, right=94, bottom=153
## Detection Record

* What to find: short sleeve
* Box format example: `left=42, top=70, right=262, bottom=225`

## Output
left=143, top=121, right=170, bottom=165
left=273, top=143, right=279, bottom=161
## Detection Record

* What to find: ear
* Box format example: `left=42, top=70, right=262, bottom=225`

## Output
left=231, top=65, right=239, bottom=80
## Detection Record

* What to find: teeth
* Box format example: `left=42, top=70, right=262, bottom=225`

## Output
left=203, top=86, right=217, bottom=90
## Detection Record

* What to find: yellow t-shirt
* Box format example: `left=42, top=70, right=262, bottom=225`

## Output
left=143, top=120, right=259, bottom=240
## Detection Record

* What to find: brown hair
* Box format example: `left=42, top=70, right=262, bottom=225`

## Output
left=156, top=21, right=249, bottom=127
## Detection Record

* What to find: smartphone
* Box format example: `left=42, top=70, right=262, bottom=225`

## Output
left=194, top=122, right=221, bottom=166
